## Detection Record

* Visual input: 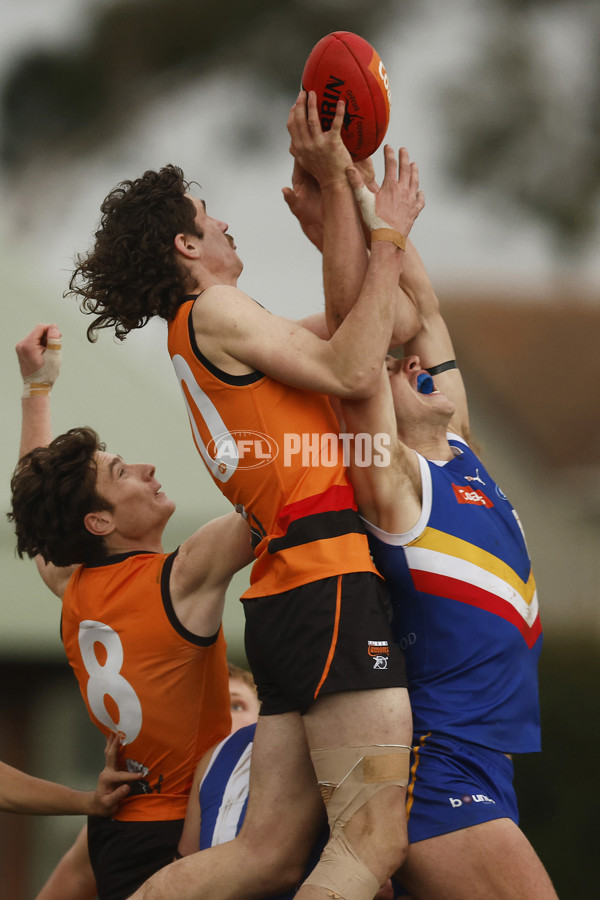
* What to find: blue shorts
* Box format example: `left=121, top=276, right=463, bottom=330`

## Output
left=394, top=732, right=520, bottom=896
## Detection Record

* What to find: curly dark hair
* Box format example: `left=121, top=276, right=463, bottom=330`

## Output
left=8, top=427, right=114, bottom=567
left=66, top=164, right=201, bottom=342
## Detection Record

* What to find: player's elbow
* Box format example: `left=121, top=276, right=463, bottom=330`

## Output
left=336, top=366, right=380, bottom=400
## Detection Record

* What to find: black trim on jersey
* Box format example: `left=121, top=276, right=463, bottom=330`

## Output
left=160, top=549, right=221, bottom=646
left=247, top=511, right=267, bottom=549
left=267, top=509, right=365, bottom=555
left=85, top=550, right=156, bottom=569
left=184, top=296, right=265, bottom=386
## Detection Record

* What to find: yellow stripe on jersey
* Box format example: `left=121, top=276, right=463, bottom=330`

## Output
left=405, top=527, right=538, bottom=627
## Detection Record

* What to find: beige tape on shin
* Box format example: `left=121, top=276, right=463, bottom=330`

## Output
left=304, top=745, right=410, bottom=900
left=303, top=830, right=380, bottom=900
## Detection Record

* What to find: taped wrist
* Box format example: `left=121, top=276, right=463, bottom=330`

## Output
left=371, top=228, right=406, bottom=251
left=352, top=184, right=407, bottom=249
left=22, top=339, right=62, bottom=398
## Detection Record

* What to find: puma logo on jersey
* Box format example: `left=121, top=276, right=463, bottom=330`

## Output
left=464, top=469, right=486, bottom=485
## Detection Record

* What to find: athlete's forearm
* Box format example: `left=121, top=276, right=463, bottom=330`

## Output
left=0, top=762, right=95, bottom=816
left=19, top=395, right=53, bottom=459
left=321, top=179, right=369, bottom=336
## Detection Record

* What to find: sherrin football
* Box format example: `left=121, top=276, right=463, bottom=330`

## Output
left=301, top=31, right=391, bottom=161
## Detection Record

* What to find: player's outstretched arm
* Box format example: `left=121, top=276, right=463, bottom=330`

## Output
left=16, top=322, right=62, bottom=459
left=207, top=143, right=424, bottom=401
left=288, top=91, right=370, bottom=340
left=285, top=93, right=420, bottom=346
left=401, top=241, right=470, bottom=441
left=0, top=733, right=140, bottom=817
left=344, top=159, right=422, bottom=346
left=14, top=324, right=78, bottom=597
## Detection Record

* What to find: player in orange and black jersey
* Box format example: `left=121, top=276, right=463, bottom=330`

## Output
left=10, top=325, right=253, bottom=900
left=67, top=95, right=424, bottom=900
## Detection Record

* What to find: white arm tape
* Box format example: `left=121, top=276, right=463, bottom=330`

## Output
left=352, top=183, right=393, bottom=231
left=22, top=339, right=62, bottom=398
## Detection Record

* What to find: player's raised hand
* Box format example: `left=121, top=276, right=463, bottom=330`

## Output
left=346, top=146, right=424, bottom=246
left=287, top=90, right=352, bottom=188
left=16, top=323, right=62, bottom=398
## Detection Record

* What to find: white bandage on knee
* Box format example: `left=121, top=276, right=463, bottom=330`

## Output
left=303, top=744, right=411, bottom=899
left=22, top=339, right=62, bottom=398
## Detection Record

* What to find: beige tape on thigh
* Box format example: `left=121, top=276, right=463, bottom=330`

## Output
left=303, top=745, right=411, bottom=900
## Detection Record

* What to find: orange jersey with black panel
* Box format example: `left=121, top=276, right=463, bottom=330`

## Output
left=61, top=550, right=230, bottom=822
left=167, top=298, right=378, bottom=598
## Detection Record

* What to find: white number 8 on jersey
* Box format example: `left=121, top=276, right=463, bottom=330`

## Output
left=78, top=620, right=143, bottom=746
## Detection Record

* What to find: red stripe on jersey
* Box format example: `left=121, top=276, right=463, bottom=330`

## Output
left=275, top=484, right=357, bottom=533
left=412, top=570, right=542, bottom=648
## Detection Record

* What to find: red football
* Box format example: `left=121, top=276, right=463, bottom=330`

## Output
left=301, top=31, right=391, bottom=161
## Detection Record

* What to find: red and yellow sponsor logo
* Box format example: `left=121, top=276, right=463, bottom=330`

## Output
left=452, top=484, right=494, bottom=508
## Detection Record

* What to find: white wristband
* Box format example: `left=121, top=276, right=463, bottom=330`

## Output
left=22, top=339, right=62, bottom=399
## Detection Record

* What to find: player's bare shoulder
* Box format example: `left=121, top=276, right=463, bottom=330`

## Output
left=193, top=284, right=266, bottom=332
left=191, top=285, right=266, bottom=374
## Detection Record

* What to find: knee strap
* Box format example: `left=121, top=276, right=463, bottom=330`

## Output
left=303, top=745, right=410, bottom=899
left=311, top=744, right=410, bottom=833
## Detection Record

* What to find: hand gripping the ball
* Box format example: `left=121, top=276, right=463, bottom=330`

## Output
left=346, top=146, right=425, bottom=250
left=287, top=90, right=352, bottom=189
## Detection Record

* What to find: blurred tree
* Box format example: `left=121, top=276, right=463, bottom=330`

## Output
left=0, top=0, right=399, bottom=166
left=1, top=0, right=598, bottom=251
left=441, top=0, right=600, bottom=250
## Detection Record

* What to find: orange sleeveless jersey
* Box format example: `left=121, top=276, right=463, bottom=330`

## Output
left=168, top=299, right=378, bottom=598
left=61, top=550, right=230, bottom=822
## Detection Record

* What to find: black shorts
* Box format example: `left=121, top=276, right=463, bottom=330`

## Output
left=87, top=816, right=184, bottom=900
left=243, top=571, right=407, bottom=716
